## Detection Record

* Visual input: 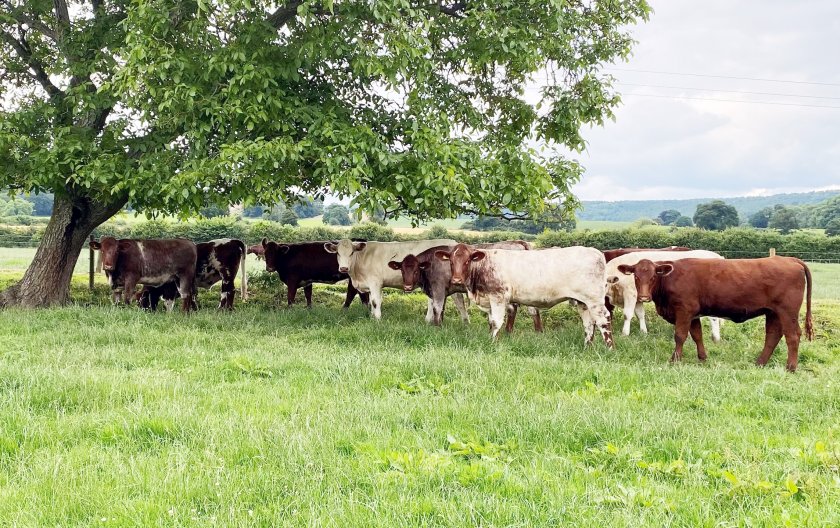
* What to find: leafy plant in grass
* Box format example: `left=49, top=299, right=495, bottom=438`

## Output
left=224, top=355, right=274, bottom=379
left=396, top=375, right=452, bottom=395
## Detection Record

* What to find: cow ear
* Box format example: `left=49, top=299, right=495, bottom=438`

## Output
left=617, top=264, right=635, bottom=275
left=656, top=263, right=675, bottom=276
left=606, top=275, right=620, bottom=284
left=418, top=261, right=430, bottom=270
left=434, top=251, right=450, bottom=261
left=89, top=240, right=101, bottom=250
left=324, top=242, right=338, bottom=253
left=387, top=260, right=402, bottom=270
left=470, top=251, right=486, bottom=262
left=278, top=244, right=290, bottom=254
left=261, top=237, right=268, bottom=248
left=352, top=241, right=367, bottom=251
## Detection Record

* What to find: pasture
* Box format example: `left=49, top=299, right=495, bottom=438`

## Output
left=0, top=255, right=839, bottom=526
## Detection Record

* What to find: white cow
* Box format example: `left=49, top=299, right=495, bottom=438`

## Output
left=606, top=250, right=724, bottom=340
left=324, top=238, right=456, bottom=320
left=435, top=244, right=614, bottom=347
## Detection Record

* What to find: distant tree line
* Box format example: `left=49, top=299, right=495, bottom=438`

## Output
left=461, top=205, right=576, bottom=234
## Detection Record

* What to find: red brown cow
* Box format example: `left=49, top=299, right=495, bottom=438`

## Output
left=137, top=239, right=248, bottom=311
left=90, top=237, right=197, bottom=312
left=388, top=240, right=542, bottom=331
left=247, top=243, right=266, bottom=260
left=617, top=256, right=813, bottom=371
left=603, top=246, right=691, bottom=263
left=262, top=239, right=369, bottom=308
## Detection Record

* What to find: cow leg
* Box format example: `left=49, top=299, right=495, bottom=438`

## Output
left=343, top=283, right=357, bottom=309
left=756, top=312, right=783, bottom=367
left=528, top=307, right=543, bottom=333
left=709, top=317, right=722, bottom=342
left=285, top=279, right=299, bottom=307
left=589, top=304, right=614, bottom=349
left=778, top=311, right=801, bottom=372
left=176, top=276, right=194, bottom=313
left=505, top=304, right=519, bottom=333
left=452, top=293, right=470, bottom=324
left=575, top=303, right=596, bottom=345
left=425, top=298, right=436, bottom=324
left=369, top=286, right=384, bottom=320
left=304, top=284, right=313, bottom=309
left=219, top=273, right=236, bottom=310
left=689, top=318, right=707, bottom=361
left=671, top=316, right=691, bottom=363
left=122, top=278, right=138, bottom=307
left=621, top=292, right=637, bottom=336
left=635, top=303, right=648, bottom=334
left=488, top=301, right=506, bottom=340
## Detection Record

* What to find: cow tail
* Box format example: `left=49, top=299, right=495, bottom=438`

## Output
left=801, top=259, right=814, bottom=341
left=240, top=240, right=248, bottom=301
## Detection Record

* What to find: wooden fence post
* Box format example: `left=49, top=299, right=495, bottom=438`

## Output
left=89, top=234, right=95, bottom=290
left=769, top=248, right=776, bottom=257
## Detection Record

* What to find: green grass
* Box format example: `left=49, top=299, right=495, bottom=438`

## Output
left=0, top=265, right=839, bottom=526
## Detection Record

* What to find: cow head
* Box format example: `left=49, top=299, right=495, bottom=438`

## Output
left=324, top=239, right=366, bottom=273
left=261, top=238, right=290, bottom=273
left=388, top=254, right=429, bottom=292
left=434, top=243, right=484, bottom=286
left=247, top=243, right=266, bottom=259
left=90, top=236, right=119, bottom=271
left=617, top=259, right=674, bottom=302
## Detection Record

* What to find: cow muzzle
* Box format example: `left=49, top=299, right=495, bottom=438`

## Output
left=451, top=277, right=463, bottom=285
left=103, top=264, right=114, bottom=271
left=638, top=295, right=651, bottom=302
left=339, top=266, right=349, bottom=273
left=403, top=285, right=414, bottom=292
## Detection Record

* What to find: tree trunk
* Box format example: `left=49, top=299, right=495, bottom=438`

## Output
left=0, top=193, right=126, bottom=308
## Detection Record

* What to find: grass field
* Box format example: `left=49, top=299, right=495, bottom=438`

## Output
left=1, top=257, right=839, bottom=526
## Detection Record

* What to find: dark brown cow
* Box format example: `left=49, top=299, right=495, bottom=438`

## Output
left=89, top=237, right=197, bottom=313
left=603, top=246, right=691, bottom=263
left=618, top=257, right=813, bottom=371
left=262, top=238, right=369, bottom=308
left=388, top=241, right=543, bottom=331
left=137, top=239, right=248, bottom=311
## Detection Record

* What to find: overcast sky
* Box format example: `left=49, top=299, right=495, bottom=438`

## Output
left=568, top=0, right=840, bottom=202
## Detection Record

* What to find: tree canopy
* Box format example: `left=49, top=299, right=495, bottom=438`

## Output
left=657, top=209, right=681, bottom=226
left=693, top=201, right=739, bottom=231
left=0, top=0, right=650, bottom=306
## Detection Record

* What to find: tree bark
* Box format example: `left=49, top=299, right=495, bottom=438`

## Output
left=0, top=193, right=126, bottom=308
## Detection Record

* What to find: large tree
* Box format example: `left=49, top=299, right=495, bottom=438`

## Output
left=693, top=200, right=739, bottom=231
left=1, top=0, right=650, bottom=306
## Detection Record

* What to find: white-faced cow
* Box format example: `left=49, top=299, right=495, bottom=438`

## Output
left=324, top=238, right=456, bottom=320
left=606, top=250, right=723, bottom=339
left=90, top=237, right=197, bottom=313
left=261, top=238, right=369, bottom=308
left=618, top=257, right=813, bottom=371
left=388, top=240, right=542, bottom=331
left=435, top=244, right=614, bottom=346
left=137, top=239, right=248, bottom=311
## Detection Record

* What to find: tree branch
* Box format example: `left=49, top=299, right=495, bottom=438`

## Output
left=267, top=0, right=305, bottom=29
left=0, top=1, right=58, bottom=41
left=436, top=1, right=468, bottom=18
left=0, top=28, right=63, bottom=98
left=53, top=0, right=71, bottom=31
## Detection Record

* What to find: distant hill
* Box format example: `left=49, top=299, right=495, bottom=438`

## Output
left=578, top=190, right=840, bottom=222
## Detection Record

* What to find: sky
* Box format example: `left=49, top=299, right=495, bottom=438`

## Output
left=568, top=0, right=840, bottom=202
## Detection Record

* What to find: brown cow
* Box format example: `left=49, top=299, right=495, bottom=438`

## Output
left=617, top=256, right=813, bottom=371
left=90, top=237, right=197, bottom=313
left=262, top=239, right=369, bottom=308
left=388, top=240, right=542, bottom=331
left=247, top=243, right=266, bottom=260
left=137, top=239, right=248, bottom=311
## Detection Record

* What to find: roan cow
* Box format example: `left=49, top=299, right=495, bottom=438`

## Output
left=324, top=238, right=456, bottom=319
left=261, top=238, right=369, bottom=308
left=90, top=237, right=197, bottom=313
left=388, top=240, right=542, bottom=331
left=617, top=256, right=813, bottom=371
left=435, top=244, right=614, bottom=346
left=606, top=250, right=723, bottom=338
left=136, top=239, right=248, bottom=311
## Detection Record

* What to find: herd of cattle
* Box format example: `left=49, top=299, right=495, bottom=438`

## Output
left=89, top=236, right=814, bottom=372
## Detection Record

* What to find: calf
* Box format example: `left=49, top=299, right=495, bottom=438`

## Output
left=435, top=244, right=613, bottom=346
left=89, top=237, right=197, bottom=313
left=262, top=239, right=369, bottom=308
left=606, top=250, right=723, bottom=338
left=136, top=239, right=248, bottom=311
left=325, top=238, right=456, bottom=319
left=388, top=240, right=542, bottom=331
left=618, top=257, right=813, bottom=371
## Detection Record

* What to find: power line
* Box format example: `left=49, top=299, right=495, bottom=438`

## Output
left=618, top=82, right=840, bottom=101
left=621, top=92, right=840, bottom=110
left=606, top=67, right=840, bottom=87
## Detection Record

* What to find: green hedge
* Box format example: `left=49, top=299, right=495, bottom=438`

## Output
left=4, top=218, right=839, bottom=261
